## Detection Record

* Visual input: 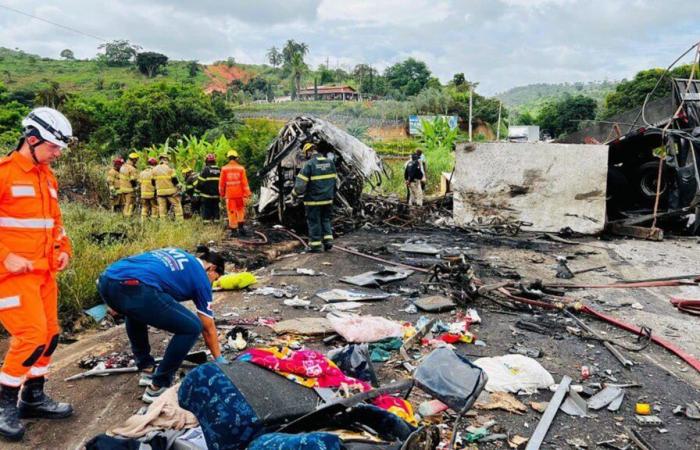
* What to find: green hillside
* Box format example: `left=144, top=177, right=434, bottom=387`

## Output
left=496, top=80, right=619, bottom=114
left=0, top=47, right=209, bottom=98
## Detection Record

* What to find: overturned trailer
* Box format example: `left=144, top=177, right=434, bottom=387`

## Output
left=454, top=78, right=700, bottom=237
left=257, top=116, right=384, bottom=228
left=562, top=78, right=700, bottom=233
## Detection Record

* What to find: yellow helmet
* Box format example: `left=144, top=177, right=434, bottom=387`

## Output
left=302, top=142, right=316, bottom=153
left=128, top=152, right=140, bottom=160
left=227, top=149, right=239, bottom=158
left=182, top=167, right=193, bottom=174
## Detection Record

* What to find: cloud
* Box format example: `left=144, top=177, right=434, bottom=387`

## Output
left=0, top=0, right=699, bottom=94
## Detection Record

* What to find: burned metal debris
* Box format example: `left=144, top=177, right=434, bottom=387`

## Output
left=256, top=116, right=385, bottom=228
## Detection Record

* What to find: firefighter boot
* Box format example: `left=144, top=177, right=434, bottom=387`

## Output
left=18, top=377, right=73, bottom=419
left=0, top=386, right=24, bottom=441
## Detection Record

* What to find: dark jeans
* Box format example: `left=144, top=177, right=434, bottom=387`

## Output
left=305, top=204, right=333, bottom=249
left=200, top=197, right=220, bottom=221
left=97, top=275, right=202, bottom=388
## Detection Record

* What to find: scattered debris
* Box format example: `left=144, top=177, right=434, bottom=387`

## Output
left=340, top=266, right=414, bottom=287
left=475, top=391, right=528, bottom=414
left=560, top=389, right=588, bottom=417
left=525, top=376, right=572, bottom=450
left=508, top=345, right=543, bottom=358
left=635, top=415, right=663, bottom=426
left=272, top=268, right=324, bottom=276
left=327, top=313, right=403, bottom=343
left=398, top=242, right=441, bottom=255
left=474, top=354, right=555, bottom=394
left=556, top=257, right=575, bottom=279
left=414, top=295, right=455, bottom=312
left=530, top=401, right=548, bottom=413
left=315, top=288, right=390, bottom=303
left=588, top=387, right=624, bottom=410
left=271, top=317, right=334, bottom=335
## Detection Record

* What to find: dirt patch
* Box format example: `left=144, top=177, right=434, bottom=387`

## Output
left=203, top=64, right=256, bottom=94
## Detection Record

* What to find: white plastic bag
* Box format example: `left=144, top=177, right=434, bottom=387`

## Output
left=474, top=354, right=554, bottom=394
left=327, top=313, right=403, bottom=343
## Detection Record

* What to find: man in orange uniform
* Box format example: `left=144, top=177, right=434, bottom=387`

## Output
left=0, top=108, right=74, bottom=441
left=218, top=150, right=251, bottom=237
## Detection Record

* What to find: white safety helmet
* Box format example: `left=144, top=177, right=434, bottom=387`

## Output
left=21, top=107, right=73, bottom=148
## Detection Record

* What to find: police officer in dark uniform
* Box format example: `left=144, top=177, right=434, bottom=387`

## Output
left=292, top=143, right=337, bottom=253
left=194, top=154, right=221, bottom=223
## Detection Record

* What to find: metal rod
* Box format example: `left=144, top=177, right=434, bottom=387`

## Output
left=525, top=375, right=571, bottom=450
left=334, top=245, right=430, bottom=273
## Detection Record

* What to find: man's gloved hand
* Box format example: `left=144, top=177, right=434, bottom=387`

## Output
left=290, top=193, right=300, bottom=207
left=214, top=355, right=229, bottom=365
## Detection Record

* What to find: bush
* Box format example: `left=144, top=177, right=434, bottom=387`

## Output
left=57, top=203, right=223, bottom=326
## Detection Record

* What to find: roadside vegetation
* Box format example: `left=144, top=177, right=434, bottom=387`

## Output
left=57, top=204, right=223, bottom=327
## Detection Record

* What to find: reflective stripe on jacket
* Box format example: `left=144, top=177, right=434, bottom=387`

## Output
left=139, top=168, right=156, bottom=199
left=107, top=168, right=120, bottom=193
left=219, top=161, right=250, bottom=199
left=0, top=151, right=72, bottom=275
left=194, top=165, right=221, bottom=199
left=151, top=162, right=178, bottom=196
left=293, top=154, right=337, bottom=205
left=118, top=162, right=137, bottom=193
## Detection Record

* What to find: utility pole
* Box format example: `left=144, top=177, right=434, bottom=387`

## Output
left=468, top=86, right=473, bottom=142
left=496, top=100, right=502, bottom=141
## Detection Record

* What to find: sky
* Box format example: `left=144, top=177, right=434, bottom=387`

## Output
left=1, top=0, right=699, bottom=95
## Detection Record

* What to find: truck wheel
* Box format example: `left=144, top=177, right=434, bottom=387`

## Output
left=636, top=161, right=667, bottom=200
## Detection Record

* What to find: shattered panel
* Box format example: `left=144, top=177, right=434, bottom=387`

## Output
left=453, top=142, right=608, bottom=234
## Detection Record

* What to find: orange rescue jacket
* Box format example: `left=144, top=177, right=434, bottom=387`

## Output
left=0, top=151, right=72, bottom=276
left=219, top=161, right=251, bottom=199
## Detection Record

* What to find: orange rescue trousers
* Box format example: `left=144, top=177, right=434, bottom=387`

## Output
left=0, top=270, right=59, bottom=386
left=226, top=198, right=245, bottom=229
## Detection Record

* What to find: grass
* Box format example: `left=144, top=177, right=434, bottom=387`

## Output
left=374, top=144, right=455, bottom=197
left=57, top=203, right=223, bottom=326
left=0, top=48, right=208, bottom=97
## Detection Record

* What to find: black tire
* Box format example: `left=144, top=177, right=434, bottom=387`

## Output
left=635, top=161, right=667, bottom=201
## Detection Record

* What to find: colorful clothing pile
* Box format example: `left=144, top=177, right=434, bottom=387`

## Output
left=238, top=347, right=416, bottom=425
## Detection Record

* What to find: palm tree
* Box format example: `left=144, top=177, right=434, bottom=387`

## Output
left=290, top=53, right=307, bottom=100
left=266, top=47, right=282, bottom=68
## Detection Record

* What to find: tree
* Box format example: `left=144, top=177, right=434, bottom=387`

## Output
left=187, top=60, right=201, bottom=78
left=225, top=57, right=236, bottom=68
left=135, top=52, right=168, bottom=78
left=282, top=40, right=309, bottom=66
left=453, top=73, right=466, bottom=86
left=0, top=82, right=30, bottom=148
left=266, top=46, right=282, bottom=68
left=97, top=40, right=140, bottom=66
left=60, top=49, right=75, bottom=60
left=318, top=65, right=334, bottom=84
left=107, top=82, right=220, bottom=149
left=513, top=110, right=536, bottom=125
left=35, top=81, right=68, bottom=108
left=289, top=53, right=307, bottom=99
left=384, top=58, right=431, bottom=97
left=538, top=94, right=597, bottom=137
left=601, top=65, right=693, bottom=118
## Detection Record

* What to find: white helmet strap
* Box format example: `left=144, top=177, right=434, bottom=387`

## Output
left=26, top=112, right=71, bottom=145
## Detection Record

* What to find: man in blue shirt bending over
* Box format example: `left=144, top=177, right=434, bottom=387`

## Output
left=97, top=247, right=226, bottom=403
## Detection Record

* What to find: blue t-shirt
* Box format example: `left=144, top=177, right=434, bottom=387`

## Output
left=103, top=248, right=214, bottom=317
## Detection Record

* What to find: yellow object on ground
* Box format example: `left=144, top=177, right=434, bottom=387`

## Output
left=213, top=272, right=257, bottom=290
left=635, top=403, right=651, bottom=415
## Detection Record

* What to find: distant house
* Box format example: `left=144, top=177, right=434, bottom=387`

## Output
left=297, top=85, right=359, bottom=101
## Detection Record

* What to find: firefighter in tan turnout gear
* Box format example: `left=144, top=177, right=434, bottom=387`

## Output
left=139, top=157, right=158, bottom=219
left=118, top=153, right=139, bottom=217
left=152, top=154, right=183, bottom=220
left=106, top=157, right=124, bottom=213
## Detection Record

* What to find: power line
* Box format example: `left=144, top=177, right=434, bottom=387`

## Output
left=0, top=3, right=107, bottom=42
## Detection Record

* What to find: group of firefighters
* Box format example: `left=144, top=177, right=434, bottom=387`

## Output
left=106, top=149, right=252, bottom=235
left=0, top=107, right=339, bottom=441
